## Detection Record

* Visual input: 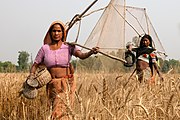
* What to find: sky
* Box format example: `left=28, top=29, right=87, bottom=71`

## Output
left=0, top=0, right=180, bottom=65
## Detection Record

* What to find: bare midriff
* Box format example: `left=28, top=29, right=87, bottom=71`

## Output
left=48, top=67, right=72, bottom=79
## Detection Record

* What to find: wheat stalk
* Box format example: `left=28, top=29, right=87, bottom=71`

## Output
left=85, top=98, right=91, bottom=120
left=57, top=93, right=76, bottom=120
left=104, top=106, right=116, bottom=120
left=102, top=78, right=108, bottom=106
left=134, top=104, right=149, bottom=119
left=119, top=113, right=131, bottom=120
left=165, top=94, right=174, bottom=119
left=155, top=107, right=165, bottom=120
left=75, top=91, right=84, bottom=120
left=22, top=101, right=26, bottom=120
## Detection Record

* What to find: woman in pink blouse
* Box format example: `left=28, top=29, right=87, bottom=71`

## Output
left=29, top=21, right=98, bottom=119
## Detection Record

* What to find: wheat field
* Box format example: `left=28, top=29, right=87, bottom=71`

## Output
left=0, top=72, right=180, bottom=120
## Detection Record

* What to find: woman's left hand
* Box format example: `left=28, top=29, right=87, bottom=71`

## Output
left=91, top=47, right=99, bottom=54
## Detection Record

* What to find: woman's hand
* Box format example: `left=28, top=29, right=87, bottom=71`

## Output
left=27, top=73, right=39, bottom=88
left=74, top=46, right=99, bottom=59
left=28, top=73, right=35, bottom=79
left=91, top=47, right=99, bottom=54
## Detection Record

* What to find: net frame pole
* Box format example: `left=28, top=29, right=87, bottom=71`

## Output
left=123, top=0, right=126, bottom=50
left=66, top=42, right=127, bottom=63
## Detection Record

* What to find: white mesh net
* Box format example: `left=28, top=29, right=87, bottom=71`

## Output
left=82, top=0, right=166, bottom=59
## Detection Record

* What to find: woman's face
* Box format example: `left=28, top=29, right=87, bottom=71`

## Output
left=141, top=37, right=150, bottom=47
left=50, top=24, right=63, bottom=41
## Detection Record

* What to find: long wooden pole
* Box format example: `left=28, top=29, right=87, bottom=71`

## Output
left=66, top=42, right=127, bottom=64
left=66, top=0, right=98, bottom=34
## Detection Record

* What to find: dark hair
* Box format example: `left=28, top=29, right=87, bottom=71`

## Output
left=140, top=34, right=153, bottom=48
left=49, top=23, right=65, bottom=41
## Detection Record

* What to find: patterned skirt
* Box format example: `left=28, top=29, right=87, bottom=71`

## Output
left=46, top=75, right=75, bottom=120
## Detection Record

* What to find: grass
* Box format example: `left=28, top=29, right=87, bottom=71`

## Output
left=0, top=72, right=180, bottom=120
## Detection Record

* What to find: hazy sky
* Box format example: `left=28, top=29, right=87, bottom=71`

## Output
left=0, top=0, right=180, bottom=65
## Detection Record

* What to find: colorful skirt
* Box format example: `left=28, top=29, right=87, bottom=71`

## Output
left=46, top=75, right=75, bottom=120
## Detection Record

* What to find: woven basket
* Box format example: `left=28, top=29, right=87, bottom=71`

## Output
left=22, top=82, right=38, bottom=99
left=35, top=67, right=52, bottom=88
left=26, top=77, right=39, bottom=88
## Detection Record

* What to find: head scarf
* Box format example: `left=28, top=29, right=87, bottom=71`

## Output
left=43, top=21, right=67, bottom=44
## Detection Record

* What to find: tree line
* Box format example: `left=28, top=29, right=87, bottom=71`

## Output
left=0, top=51, right=180, bottom=73
left=72, top=53, right=180, bottom=74
left=0, top=51, right=31, bottom=73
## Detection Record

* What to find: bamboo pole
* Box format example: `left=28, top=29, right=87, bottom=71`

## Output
left=65, top=42, right=127, bottom=64
left=66, top=0, right=98, bottom=34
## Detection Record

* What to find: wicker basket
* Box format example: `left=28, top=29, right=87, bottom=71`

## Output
left=22, top=82, right=38, bottom=99
left=26, top=77, right=39, bottom=88
left=35, top=67, right=52, bottom=88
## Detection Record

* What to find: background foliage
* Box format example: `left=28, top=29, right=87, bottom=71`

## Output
left=0, top=51, right=180, bottom=73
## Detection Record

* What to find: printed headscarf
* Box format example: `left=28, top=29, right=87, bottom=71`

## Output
left=43, top=21, right=67, bottom=44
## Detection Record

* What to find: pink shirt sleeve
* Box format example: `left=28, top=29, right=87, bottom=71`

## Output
left=72, top=46, right=81, bottom=55
left=34, top=46, right=45, bottom=64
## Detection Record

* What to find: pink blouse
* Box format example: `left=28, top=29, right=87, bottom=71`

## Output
left=34, top=43, right=80, bottom=68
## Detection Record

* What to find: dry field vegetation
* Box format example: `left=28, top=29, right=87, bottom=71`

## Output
left=0, top=72, right=180, bottom=120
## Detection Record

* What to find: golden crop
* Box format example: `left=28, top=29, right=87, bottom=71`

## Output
left=0, top=72, right=180, bottom=120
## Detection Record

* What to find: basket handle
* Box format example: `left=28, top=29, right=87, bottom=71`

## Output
left=34, top=67, right=47, bottom=78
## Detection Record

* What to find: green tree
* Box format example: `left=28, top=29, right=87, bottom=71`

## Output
left=0, top=61, right=16, bottom=72
left=17, top=51, right=30, bottom=71
left=169, top=59, right=179, bottom=66
left=161, top=60, right=170, bottom=73
left=168, top=59, right=180, bottom=73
